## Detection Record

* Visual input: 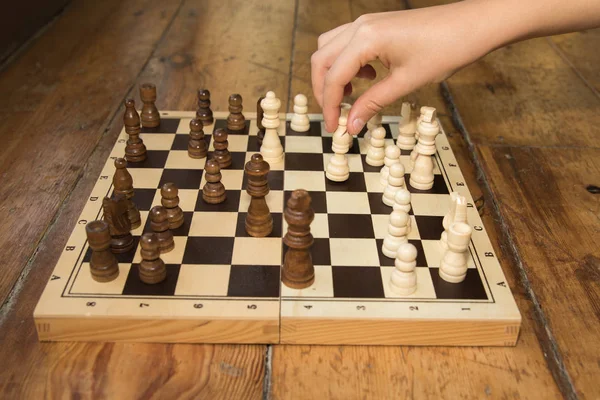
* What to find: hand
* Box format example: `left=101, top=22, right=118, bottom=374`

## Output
left=311, top=2, right=507, bottom=134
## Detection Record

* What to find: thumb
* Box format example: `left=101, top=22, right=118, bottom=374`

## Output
left=346, top=71, right=411, bottom=135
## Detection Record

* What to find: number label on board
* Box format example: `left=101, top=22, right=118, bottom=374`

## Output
left=86, top=302, right=96, bottom=307
left=356, top=305, right=366, bottom=311
left=193, top=303, right=203, bottom=309
left=247, top=304, right=257, bottom=310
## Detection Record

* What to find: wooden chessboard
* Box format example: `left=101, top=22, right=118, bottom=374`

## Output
left=33, top=111, right=522, bottom=346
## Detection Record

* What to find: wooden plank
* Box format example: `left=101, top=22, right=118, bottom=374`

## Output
left=0, top=0, right=182, bottom=307
left=549, top=29, right=600, bottom=93
left=0, top=0, right=296, bottom=397
left=477, top=146, right=600, bottom=399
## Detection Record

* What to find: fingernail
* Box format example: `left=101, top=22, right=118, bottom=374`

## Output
left=352, top=118, right=365, bottom=134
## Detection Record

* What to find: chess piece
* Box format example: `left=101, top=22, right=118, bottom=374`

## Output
left=188, top=118, right=208, bottom=159
left=410, top=107, right=439, bottom=190
left=380, top=145, right=401, bottom=186
left=365, top=126, right=385, bottom=167
left=290, top=94, right=310, bottom=132
left=196, top=89, right=214, bottom=126
left=139, top=233, right=167, bottom=284
left=256, top=95, right=266, bottom=146
left=439, top=222, right=473, bottom=283
left=112, top=158, right=141, bottom=229
left=244, top=154, right=273, bottom=237
left=212, top=128, right=232, bottom=169
left=340, top=103, right=352, bottom=119
left=363, top=113, right=382, bottom=151
left=161, top=182, right=184, bottom=229
left=410, top=107, right=427, bottom=164
left=227, top=93, right=245, bottom=132
left=149, top=205, right=175, bottom=253
left=102, top=194, right=134, bottom=253
left=396, top=102, right=418, bottom=150
left=86, top=220, right=119, bottom=282
left=325, top=116, right=350, bottom=182
left=260, top=91, right=284, bottom=164
left=123, top=98, right=147, bottom=162
left=382, top=163, right=406, bottom=206
left=393, top=188, right=412, bottom=214
left=382, top=210, right=410, bottom=258
left=139, top=83, right=160, bottom=128
left=390, top=242, right=418, bottom=295
left=202, top=158, right=226, bottom=204
left=441, top=192, right=468, bottom=250
left=282, top=189, right=315, bottom=289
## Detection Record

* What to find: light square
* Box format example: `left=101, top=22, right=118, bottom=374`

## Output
left=239, top=190, right=284, bottom=213
left=232, top=237, right=282, bottom=265
left=371, top=214, right=389, bottom=239
left=139, top=133, right=175, bottom=150
left=323, top=153, right=363, bottom=172
left=421, top=240, right=477, bottom=269
left=151, top=189, right=199, bottom=212
left=329, top=238, right=379, bottom=266
left=208, top=134, right=248, bottom=152
left=283, top=213, right=329, bottom=238
left=175, top=264, right=231, bottom=296
left=129, top=169, right=163, bottom=189
left=380, top=267, right=437, bottom=299
left=364, top=172, right=385, bottom=193
left=248, top=120, right=259, bottom=136
left=284, top=171, right=325, bottom=191
left=132, top=211, right=149, bottom=236
left=176, top=118, right=194, bottom=133
left=70, top=263, right=130, bottom=294
left=387, top=123, right=400, bottom=139
left=407, top=216, right=420, bottom=240
left=326, top=192, right=370, bottom=214
left=285, top=136, right=323, bottom=153
left=245, top=152, right=285, bottom=171
left=320, top=121, right=332, bottom=137
left=281, top=265, right=333, bottom=298
left=133, top=236, right=187, bottom=264
left=165, top=151, right=206, bottom=169
left=201, top=169, right=244, bottom=190
left=189, top=212, right=238, bottom=237
left=411, top=194, right=450, bottom=216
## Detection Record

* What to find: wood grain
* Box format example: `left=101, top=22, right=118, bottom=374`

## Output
left=550, top=29, right=600, bottom=93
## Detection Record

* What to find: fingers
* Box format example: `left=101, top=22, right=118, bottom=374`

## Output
left=347, top=70, right=413, bottom=135
left=317, top=23, right=351, bottom=48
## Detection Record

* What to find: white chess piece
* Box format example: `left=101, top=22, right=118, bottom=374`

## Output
left=441, top=192, right=467, bottom=250
left=365, top=126, right=385, bottom=167
left=382, top=163, right=405, bottom=206
left=409, top=107, right=439, bottom=190
left=363, top=113, right=382, bottom=152
left=290, top=94, right=310, bottom=132
left=260, top=91, right=284, bottom=164
left=396, top=102, right=417, bottom=150
left=410, top=106, right=428, bottom=166
left=439, top=222, right=473, bottom=283
left=382, top=210, right=410, bottom=258
left=325, top=116, right=351, bottom=182
left=380, top=145, right=401, bottom=186
left=393, top=188, right=411, bottom=213
left=390, top=242, right=418, bottom=295
left=340, top=103, right=352, bottom=118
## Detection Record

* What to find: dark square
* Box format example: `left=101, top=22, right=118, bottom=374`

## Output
left=140, top=118, right=181, bottom=134
left=194, top=190, right=241, bottom=212
left=332, top=266, right=385, bottom=298
left=322, top=137, right=360, bottom=154
left=206, top=152, right=246, bottom=170
left=228, top=265, right=280, bottom=297
left=356, top=123, right=392, bottom=139
left=83, top=236, right=140, bottom=264
left=286, top=120, right=322, bottom=136
left=284, top=153, right=324, bottom=171
left=142, top=211, right=193, bottom=237
left=357, top=125, right=368, bottom=138
left=360, top=155, right=384, bottom=173
left=376, top=239, right=426, bottom=267
left=122, top=264, right=181, bottom=296
left=247, top=136, right=286, bottom=153
left=126, top=150, right=169, bottom=169
left=430, top=268, right=488, bottom=300
left=414, top=216, right=445, bottom=240
left=159, top=169, right=203, bottom=189
left=242, top=170, right=284, bottom=191
left=400, top=149, right=412, bottom=156
left=213, top=119, right=250, bottom=135
left=328, top=214, right=375, bottom=239
left=183, top=237, right=234, bottom=264
left=406, top=174, right=449, bottom=195
left=284, top=191, right=327, bottom=214
left=235, top=213, right=283, bottom=238
left=171, top=133, right=211, bottom=151
left=282, top=237, right=330, bottom=266
left=367, top=192, right=393, bottom=215
left=325, top=172, right=367, bottom=192
left=133, top=188, right=158, bottom=211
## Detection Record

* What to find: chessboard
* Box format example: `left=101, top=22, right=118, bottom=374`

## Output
left=34, top=110, right=521, bottom=346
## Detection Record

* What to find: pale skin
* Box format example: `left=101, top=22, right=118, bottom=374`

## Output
left=311, top=0, right=600, bottom=135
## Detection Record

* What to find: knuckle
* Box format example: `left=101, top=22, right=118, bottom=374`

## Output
left=364, top=98, right=384, bottom=114
left=310, top=51, right=321, bottom=67
left=317, top=33, right=327, bottom=48
left=356, top=21, right=376, bottom=38
left=354, top=14, right=372, bottom=25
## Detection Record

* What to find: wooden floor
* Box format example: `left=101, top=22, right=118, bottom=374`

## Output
left=0, top=0, right=598, bottom=398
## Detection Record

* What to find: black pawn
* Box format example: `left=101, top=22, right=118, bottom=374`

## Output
left=196, top=89, right=214, bottom=126
left=188, top=118, right=208, bottom=159
left=227, top=93, right=245, bottom=132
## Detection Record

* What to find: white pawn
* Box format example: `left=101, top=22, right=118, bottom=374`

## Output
left=325, top=116, right=351, bottom=182
left=397, top=102, right=417, bottom=150
left=290, top=94, right=310, bottom=132
left=380, top=145, right=401, bottom=186
left=382, top=163, right=405, bottom=206
left=365, top=126, right=386, bottom=166
left=393, top=188, right=411, bottom=213
left=260, top=91, right=284, bottom=164
left=441, top=192, right=467, bottom=250
left=390, top=242, right=418, bottom=295
left=363, top=113, right=382, bottom=152
left=382, top=210, right=410, bottom=258
left=439, top=222, right=473, bottom=283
